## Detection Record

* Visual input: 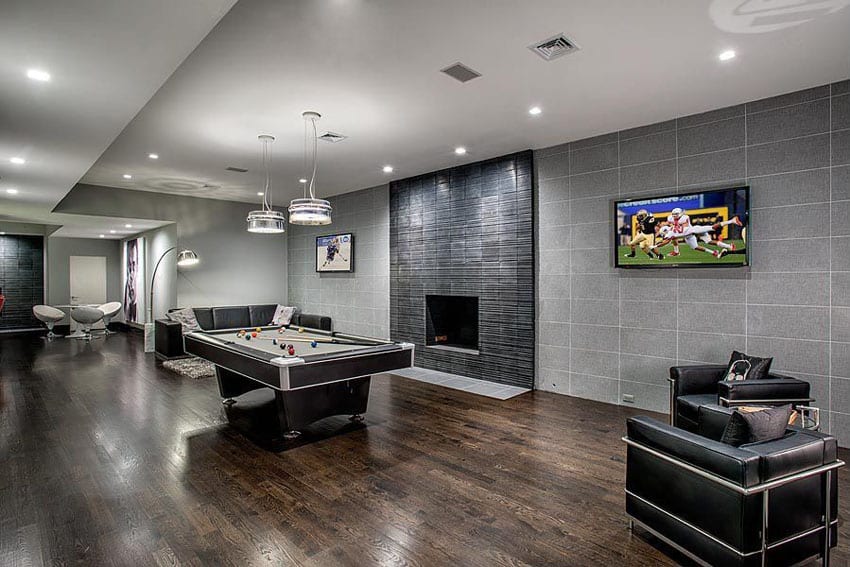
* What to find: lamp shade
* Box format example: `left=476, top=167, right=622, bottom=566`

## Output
left=246, top=209, right=287, bottom=233
left=176, top=249, right=200, bottom=266
left=288, top=198, right=332, bottom=225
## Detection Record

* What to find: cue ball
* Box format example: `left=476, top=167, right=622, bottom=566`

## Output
left=311, top=341, right=318, bottom=348
left=278, top=328, right=284, bottom=334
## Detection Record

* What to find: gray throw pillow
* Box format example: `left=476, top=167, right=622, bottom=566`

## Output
left=720, top=404, right=792, bottom=447
left=167, top=307, right=201, bottom=334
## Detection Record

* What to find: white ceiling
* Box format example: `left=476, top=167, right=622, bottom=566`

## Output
left=3, top=0, right=850, bottom=231
left=80, top=0, right=850, bottom=205
left=0, top=0, right=237, bottom=237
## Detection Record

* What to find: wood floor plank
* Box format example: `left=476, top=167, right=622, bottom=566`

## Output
left=0, top=331, right=847, bottom=566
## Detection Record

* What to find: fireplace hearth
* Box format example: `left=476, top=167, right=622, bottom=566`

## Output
left=425, top=295, right=479, bottom=354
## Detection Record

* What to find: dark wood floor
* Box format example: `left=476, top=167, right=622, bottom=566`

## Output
left=1, top=332, right=847, bottom=566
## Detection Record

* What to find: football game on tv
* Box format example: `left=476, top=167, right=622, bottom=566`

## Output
left=614, top=186, right=749, bottom=268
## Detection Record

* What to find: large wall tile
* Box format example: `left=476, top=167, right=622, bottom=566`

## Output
left=678, top=148, right=745, bottom=185
left=746, top=85, right=830, bottom=114
left=620, top=353, right=676, bottom=386
left=570, top=169, right=618, bottom=200
left=832, top=94, right=850, bottom=131
left=620, top=131, right=676, bottom=166
left=620, top=380, right=669, bottom=413
left=621, top=327, right=677, bottom=358
left=677, top=116, right=744, bottom=157
left=749, top=203, right=829, bottom=240
left=621, top=300, right=676, bottom=330
left=537, top=151, right=570, bottom=180
left=749, top=168, right=829, bottom=209
left=678, top=301, right=746, bottom=335
left=746, top=99, right=829, bottom=145
left=747, top=305, right=829, bottom=340
left=571, top=299, right=619, bottom=326
left=571, top=348, right=619, bottom=379
left=747, top=272, right=830, bottom=306
left=746, top=336, right=830, bottom=376
left=570, top=324, right=619, bottom=351
left=747, top=133, right=830, bottom=176
left=834, top=129, right=850, bottom=165
left=750, top=237, right=830, bottom=273
left=833, top=165, right=850, bottom=201
left=678, top=104, right=744, bottom=129
left=832, top=343, right=850, bottom=379
left=570, top=373, right=619, bottom=404
left=571, top=142, right=618, bottom=175
left=677, top=331, right=746, bottom=365
left=620, top=159, right=677, bottom=195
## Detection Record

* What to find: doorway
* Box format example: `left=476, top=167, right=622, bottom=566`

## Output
left=70, top=256, right=107, bottom=329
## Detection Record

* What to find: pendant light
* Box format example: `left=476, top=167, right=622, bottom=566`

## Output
left=247, top=134, right=286, bottom=234
left=288, top=111, right=332, bottom=225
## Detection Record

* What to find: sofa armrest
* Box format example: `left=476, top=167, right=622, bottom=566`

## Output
left=155, top=318, right=185, bottom=359
left=626, top=416, right=760, bottom=487
left=717, top=378, right=811, bottom=404
left=670, top=365, right=727, bottom=397
left=294, top=313, right=332, bottom=332
left=741, top=432, right=828, bottom=482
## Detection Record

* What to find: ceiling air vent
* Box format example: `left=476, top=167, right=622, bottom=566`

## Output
left=440, top=62, right=482, bottom=83
left=318, top=131, right=347, bottom=143
left=225, top=166, right=248, bottom=173
left=529, top=33, right=579, bottom=61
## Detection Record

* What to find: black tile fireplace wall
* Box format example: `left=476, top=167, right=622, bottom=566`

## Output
left=390, top=150, right=534, bottom=388
left=0, top=235, right=44, bottom=330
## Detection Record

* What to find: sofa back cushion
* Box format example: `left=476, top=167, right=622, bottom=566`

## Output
left=294, top=313, right=332, bottom=331
left=193, top=308, right=214, bottom=330
left=249, top=304, right=277, bottom=327
left=212, top=306, right=251, bottom=329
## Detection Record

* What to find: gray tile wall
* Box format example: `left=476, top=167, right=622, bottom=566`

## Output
left=287, top=185, right=390, bottom=339
left=0, top=235, right=44, bottom=330
left=535, top=80, right=850, bottom=447
left=390, top=151, right=535, bottom=389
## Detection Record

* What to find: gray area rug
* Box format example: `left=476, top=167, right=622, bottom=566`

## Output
left=162, top=357, right=216, bottom=379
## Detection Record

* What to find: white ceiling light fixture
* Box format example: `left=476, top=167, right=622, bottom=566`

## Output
left=719, top=49, right=736, bottom=61
left=148, top=153, right=159, bottom=160
left=454, top=146, right=467, bottom=155
left=26, top=69, right=51, bottom=82
left=383, top=165, right=394, bottom=173
left=246, top=134, right=286, bottom=234
left=6, top=188, right=19, bottom=194
left=109, top=230, right=116, bottom=234
left=289, top=111, right=332, bottom=226
left=257, top=192, right=264, bottom=196
left=125, top=224, right=132, bottom=228
left=122, top=173, right=132, bottom=179
left=99, top=234, right=105, bottom=238
left=9, top=157, right=25, bottom=165
left=529, top=106, right=542, bottom=115
left=298, top=178, right=307, bottom=184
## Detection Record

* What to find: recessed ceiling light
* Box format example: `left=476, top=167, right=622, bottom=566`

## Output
left=454, top=147, right=467, bottom=155
left=122, top=174, right=132, bottom=179
left=0, top=232, right=5, bottom=235
left=99, top=234, right=105, bottom=238
left=9, top=157, right=25, bottom=165
left=382, top=165, right=394, bottom=173
left=109, top=230, right=116, bottom=234
left=257, top=192, right=264, bottom=196
left=718, top=50, right=736, bottom=61
left=26, top=69, right=51, bottom=82
left=6, top=188, right=19, bottom=194
left=529, top=106, right=542, bottom=115
left=299, top=178, right=307, bottom=184
left=148, top=153, right=159, bottom=160
left=125, top=224, right=132, bottom=228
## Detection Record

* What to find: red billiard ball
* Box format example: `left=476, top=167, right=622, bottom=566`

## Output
left=251, top=332, right=257, bottom=338
left=288, top=346, right=295, bottom=356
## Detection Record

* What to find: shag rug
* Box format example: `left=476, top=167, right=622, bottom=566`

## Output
left=162, top=357, right=216, bottom=379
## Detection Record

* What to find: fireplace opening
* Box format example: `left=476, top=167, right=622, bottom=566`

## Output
left=425, top=295, right=479, bottom=354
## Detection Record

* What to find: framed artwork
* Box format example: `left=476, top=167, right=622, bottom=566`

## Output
left=316, top=233, right=353, bottom=272
left=122, top=237, right=145, bottom=323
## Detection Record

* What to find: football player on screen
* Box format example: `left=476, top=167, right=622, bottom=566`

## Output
left=651, top=215, right=742, bottom=258
left=623, top=209, right=663, bottom=260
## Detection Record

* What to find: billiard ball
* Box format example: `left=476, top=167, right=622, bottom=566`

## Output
left=255, top=327, right=262, bottom=333
left=297, top=327, right=305, bottom=333
left=280, top=343, right=286, bottom=350
left=278, top=328, right=284, bottom=334
left=245, top=335, right=251, bottom=340
left=310, top=341, right=318, bottom=348
left=288, top=346, right=295, bottom=355
left=251, top=332, right=257, bottom=338
left=272, top=339, right=278, bottom=345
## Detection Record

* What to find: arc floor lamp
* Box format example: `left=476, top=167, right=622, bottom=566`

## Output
left=143, top=247, right=199, bottom=352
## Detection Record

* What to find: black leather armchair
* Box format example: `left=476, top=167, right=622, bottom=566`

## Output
left=669, top=365, right=812, bottom=432
left=625, top=416, right=843, bottom=566
left=154, top=304, right=332, bottom=360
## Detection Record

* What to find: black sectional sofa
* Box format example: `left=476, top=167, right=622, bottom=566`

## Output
left=154, top=304, right=331, bottom=360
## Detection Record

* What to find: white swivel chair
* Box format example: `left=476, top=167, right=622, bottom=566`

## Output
left=97, top=302, right=122, bottom=335
left=70, top=306, right=104, bottom=341
left=33, top=305, right=66, bottom=340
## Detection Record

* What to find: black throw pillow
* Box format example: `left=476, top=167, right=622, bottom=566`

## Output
left=723, top=350, right=773, bottom=381
left=720, top=405, right=792, bottom=447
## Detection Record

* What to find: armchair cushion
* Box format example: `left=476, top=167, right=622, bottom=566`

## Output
left=741, top=430, right=829, bottom=481
left=717, top=377, right=810, bottom=402
left=723, top=350, right=773, bottom=381
left=677, top=394, right=718, bottom=424
left=166, top=307, right=201, bottom=334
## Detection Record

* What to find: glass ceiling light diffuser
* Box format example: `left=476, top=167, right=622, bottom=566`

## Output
left=289, top=111, right=332, bottom=225
left=247, top=134, right=286, bottom=234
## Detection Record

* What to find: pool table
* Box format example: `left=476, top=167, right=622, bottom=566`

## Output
left=184, top=326, right=414, bottom=437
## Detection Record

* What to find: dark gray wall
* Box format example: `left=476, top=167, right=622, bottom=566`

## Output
left=0, top=235, right=44, bottom=330
left=535, top=79, right=850, bottom=446
left=288, top=185, right=390, bottom=338
left=390, top=151, right=535, bottom=389
left=56, top=185, right=287, bottom=320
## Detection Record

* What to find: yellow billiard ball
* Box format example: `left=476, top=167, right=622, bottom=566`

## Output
left=255, top=327, right=262, bottom=333
left=298, top=327, right=305, bottom=333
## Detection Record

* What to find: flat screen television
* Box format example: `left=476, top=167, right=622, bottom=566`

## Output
left=614, top=186, right=750, bottom=269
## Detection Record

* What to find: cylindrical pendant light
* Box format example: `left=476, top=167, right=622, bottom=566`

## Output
left=289, top=111, right=332, bottom=225
left=247, top=134, right=286, bottom=234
